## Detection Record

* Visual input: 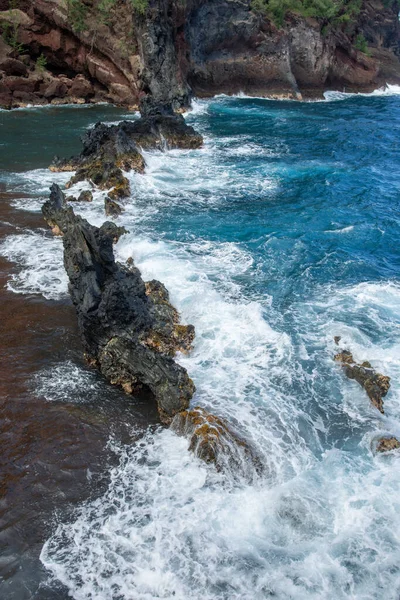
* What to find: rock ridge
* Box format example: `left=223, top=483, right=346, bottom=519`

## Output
left=42, top=183, right=195, bottom=424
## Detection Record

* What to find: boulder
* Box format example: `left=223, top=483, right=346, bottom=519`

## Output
left=104, top=196, right=122, bottom=217
left=376, top=437, right=400, bottom=453
left=44, top=79, right=68, bottom=99
left=171, top=407, right=262, bottom=478
left=0, top=58, right=27, bottom=76
left=69, top=75, right=93, bottom=99
left=42, top=184, right=195, bottom=424
left=77, top=190, right=93, bottom=202
left=334, top=349, right=390, bottom=413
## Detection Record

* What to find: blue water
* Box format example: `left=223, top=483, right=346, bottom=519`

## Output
left=2, top=91, right=400, bottom=599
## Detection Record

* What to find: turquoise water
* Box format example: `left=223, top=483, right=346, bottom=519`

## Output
left=1, top=92, right=400, bottom=599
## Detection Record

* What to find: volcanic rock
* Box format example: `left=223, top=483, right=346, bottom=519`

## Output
left=376, top=437, right=400, bottom=453
left=78, top=190, right=93, bottom=203
left=50, top=106, right=203, bottom=198
left=42, top=184, right=195, bottom=423
left=105, top=196, right=122, bottom=217
left=334, top=349, right=390, bottom=413
left=171, top=406, right=262, bottom=478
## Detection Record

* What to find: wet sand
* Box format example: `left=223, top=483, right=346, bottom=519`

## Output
left=0, top=194, right=159, bottom=599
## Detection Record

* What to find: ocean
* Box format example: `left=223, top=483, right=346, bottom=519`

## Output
left=1, top=89, right=400, bottom=599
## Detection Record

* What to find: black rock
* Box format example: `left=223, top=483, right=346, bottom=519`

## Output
left=42, top=184, right=195, bottom=423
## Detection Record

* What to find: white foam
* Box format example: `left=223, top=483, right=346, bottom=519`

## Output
left=325, top=225, right=354, bottom=234
left=323, top=84, right=400, bottom=102
left=0, top=231, right=68, bottom=299
left=35, top=361, right=102, bottom=403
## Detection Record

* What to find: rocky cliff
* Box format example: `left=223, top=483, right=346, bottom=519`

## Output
left=0, top=0, right=399, bottom=108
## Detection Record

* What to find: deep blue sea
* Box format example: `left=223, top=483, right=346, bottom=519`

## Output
left=1, top=89, right=400, bottom=599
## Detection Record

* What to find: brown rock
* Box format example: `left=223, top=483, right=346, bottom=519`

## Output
left=69, top=75, right=93, bottom=99
left=143, top=280, right=195, bottom=357
left=171, top=407, right=262, bottom=478
left=105, top=196, right=122, bottom=217
left=376, top=437, right=400, bottom=453
left=334, top=350, right=390, bottom=413
left=77, top=190, right=93, bottom=202
left=44, top=79, right=68, bottom=99
left=3, top=76, right=35, bottom=93
left=0, top=58, right=27, bottom=76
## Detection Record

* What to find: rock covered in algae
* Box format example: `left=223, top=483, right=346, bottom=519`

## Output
left=334, top=349, right=390, bottom=413
left=171, top=406, right=262, bottom=478
left=42, top=183, right=195, bottom=424
left=376, top=437, right=400, bottom=453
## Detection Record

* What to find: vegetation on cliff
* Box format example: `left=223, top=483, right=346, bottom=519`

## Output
left=251, top=0, right=363, bottom=28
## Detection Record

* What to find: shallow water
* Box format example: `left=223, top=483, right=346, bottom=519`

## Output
left=1, top=93, right=400, bottom=599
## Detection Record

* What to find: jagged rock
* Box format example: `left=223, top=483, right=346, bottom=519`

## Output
left=144, top=280, right=195, bottom=356
left=105, top=196, right=122, bottom=217
left=78, top=190, right=93, bottom=203
left=124, top=104, right=203, bottom=150
left=42, top=184, right=195, bottom=424
left=101, top=221, right=128, bottom=243
left=50, top=108, right=202, bottom=199
left=65, top=195, right=77, bottom=202
left=334, top=336, right=341, bottom=345
left=171, top=407, right=262, bottom=478
left=1, top=0, right=400, bottom=110
left=376, top=437, right=400, bottom=453
left=334, top=349, right=390, bottom=413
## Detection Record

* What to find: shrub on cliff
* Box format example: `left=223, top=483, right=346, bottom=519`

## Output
left=251, top=0, right=363, bottom=29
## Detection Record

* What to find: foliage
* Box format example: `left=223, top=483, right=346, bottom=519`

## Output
left=66, top=0, right=88, bottom=32
left=36, top=53, right=47, bottom=72
left=98, top=0, right=117, bottom=24
left=1, top=21, right=24, bottom=54
left=250, top=0, right=363, bottom=29
left=354, top=32, right=370, bottom=53
left=129, top=0, right=148, bottom=16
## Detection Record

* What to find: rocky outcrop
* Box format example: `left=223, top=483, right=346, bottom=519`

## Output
left=42, top=183, right=195, bottom=424
left=50, top=106, right=203, bottom=197
left=376, top=436, right=400, bottom=453
left=105, top=196, right=122, bottom=217
left=0, top=0, right=399, bottom=109
left=171, top=406, right=262, bottom=478
left=334, top=349, right=390, bottom=413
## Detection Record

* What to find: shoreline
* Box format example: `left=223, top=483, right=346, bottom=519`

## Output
left=2, top=80, right=400, bottom=112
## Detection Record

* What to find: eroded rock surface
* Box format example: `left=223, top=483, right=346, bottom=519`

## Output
left=50, top=106, right=203, bottom=197
left=42, top=183, right=195, bottom=423
left=334, top=349, right=390, bottom=413
left=171, top=406, right=262, bottom=478
left=1, top=0, right=399, bottom=109
left=376, top=436, right=400, bottom=453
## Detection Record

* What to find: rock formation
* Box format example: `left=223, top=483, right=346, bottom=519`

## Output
left=50, top=105, right=203, bottom=196
left=376, top=436, right=400, bottom=453
left=0, top=0, right=399, bottom=109
left=171, top=406, right=262, bottom=478
left=42, top=183, right=195, bottom=424
left=334, top=349, right=390, bottom=413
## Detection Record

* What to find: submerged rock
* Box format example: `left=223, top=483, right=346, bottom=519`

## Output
left=77, top=190, right=93, bottom=203
left=376, top=437, right=400, bottom=453
left=104, top=196, right=122, bottom=217
left=42, top=184, right=195, bottom=423
left=334, top=349, right=390, bottom=413
left=171, top=406, right=262, bottom=478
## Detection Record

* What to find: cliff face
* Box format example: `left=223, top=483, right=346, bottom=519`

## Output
left=0, top=0, right=399, bottom=109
